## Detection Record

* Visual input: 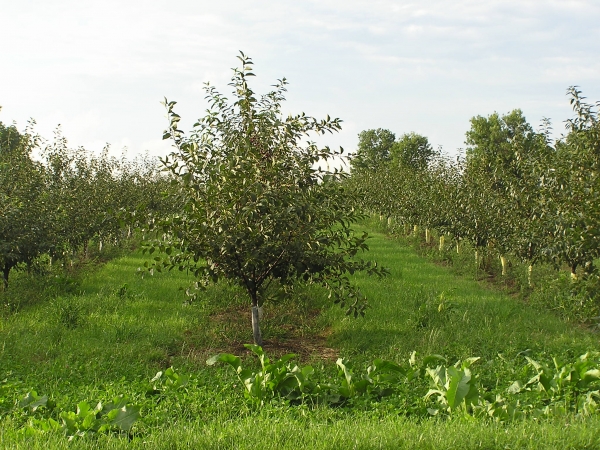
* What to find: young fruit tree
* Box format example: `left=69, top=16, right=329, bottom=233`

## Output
left=144, top=53, right=387, bottom=345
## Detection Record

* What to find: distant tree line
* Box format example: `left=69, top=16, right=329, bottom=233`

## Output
left=347, top=87, right=600, bottom=287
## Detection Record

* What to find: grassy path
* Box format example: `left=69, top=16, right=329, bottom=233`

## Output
left=2, top=226, right=600, bottom=449
left=328, top=227, right=599, bottom=365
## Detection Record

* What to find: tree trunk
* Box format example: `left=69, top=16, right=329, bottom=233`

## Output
left=2, top=264, right=10, bottom=290
left=528, top=265, right=533, bottom=287
left=251, top=305, right=263, bottom=346
left=439, top=235, right=445, bottom=252
left=500, top=255, right=507, bottom=276
left=456, top=240, right=460, bottom=254
left=425, top=228, right=431, bottom=244
left=413, top=225, right=418, bottom=234
left=387, top=216, right=392, bottom=226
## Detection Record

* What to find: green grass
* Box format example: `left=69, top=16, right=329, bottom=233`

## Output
left=2, top=410, right=600, bottom=449
left=1, top=226, right=600, bottom=448
left=329, top=227, right=598, bottom=361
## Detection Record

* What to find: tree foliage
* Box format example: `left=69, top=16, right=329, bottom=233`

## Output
left=144, top=53, right=386, bottom=345
left=391, top=132, right=435, bottom=171
left=350, top=128, right=395, bottom=173
left=0, top=117, right=170, bottom=287
left=0, top=121, right=53, bottom=287
left=546, top=87, right=600, bottom=276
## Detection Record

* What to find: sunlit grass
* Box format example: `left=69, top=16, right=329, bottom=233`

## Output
left=327, top=226, right=599, bottom=366
left=2, top=228, right=600, bottom=448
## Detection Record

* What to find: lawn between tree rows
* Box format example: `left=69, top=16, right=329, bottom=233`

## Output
left=1, top=224, right=600, bottom=448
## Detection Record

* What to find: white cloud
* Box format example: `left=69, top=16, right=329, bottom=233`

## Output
left=1, top=0, right=599, bottom=159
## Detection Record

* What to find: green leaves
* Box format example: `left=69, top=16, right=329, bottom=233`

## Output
left=19, top=393, right=141, bottom=439
left=206, top=346, right=600, bottom=418
left=57, top=398, right=140, bottom=436
left=105, top=403, right=141, bottom=433
left=424, top=357, right=480, bottom=415
left=9, top=349, right=600, bottom=442
left=206, top=353, right=242, bottom=371
left=207, top=344, right=312, bottom=403
left=146, top=53, right=386, bottom=343
left=19, top=391, right=50, bottom=412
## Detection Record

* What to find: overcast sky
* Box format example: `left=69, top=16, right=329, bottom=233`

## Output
left=1, top=0, right=599, bottom=160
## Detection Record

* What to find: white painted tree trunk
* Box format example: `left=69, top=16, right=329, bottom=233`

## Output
left=500, top=255, right=507, bottom=276
left=251, top=306, right=263, bottom=346
left=425, top=228, right=431, bottom=244
left=439, top=235, right=445, bottom=252
left=528, top=265, right=533, bottom=287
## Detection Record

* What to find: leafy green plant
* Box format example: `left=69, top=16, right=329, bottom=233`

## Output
left=208, top=345, right=452, bottom=409
left=472, top=392, right=525, bottom=422
left=22, top=395, right=140, bottom=439
left=19, top=391, right=52, bottom=413
left=148, top=366, right=190, bottom=395
left=335, top=357, right=415, bottom=402
left=424, top=357, right=481, bottom=415
left=508, top=352, right=600, bottom=415
left=411, top=291, right=458, bottom=329
left=207, top=344, right=315, bottom=404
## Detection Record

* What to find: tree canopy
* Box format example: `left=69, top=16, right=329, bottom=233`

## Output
left=350, top=128, right=396, bottom=172
left=391, top=132, right=435, bottom=171
left=144, top=53, right=386, bottom=345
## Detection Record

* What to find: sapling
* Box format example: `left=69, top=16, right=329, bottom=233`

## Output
left=143, top=53, right=386, bottom=345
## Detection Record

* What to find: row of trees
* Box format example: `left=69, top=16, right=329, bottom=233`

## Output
left=2, top=54, right=389, bottom=347
left=0, top=118, right=171, bottom=288
left=11, top=54, right=594, bottom=344
left=348, top=88, right=600, bottom=283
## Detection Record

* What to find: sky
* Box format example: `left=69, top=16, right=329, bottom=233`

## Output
left=1, top=0, right=599, bottom=161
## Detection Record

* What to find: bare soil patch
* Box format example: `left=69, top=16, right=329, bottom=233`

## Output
left=183, top=302, right=338, bottom=364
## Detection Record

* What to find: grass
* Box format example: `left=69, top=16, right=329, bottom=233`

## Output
left=3, top=413, right=600, bottom=449
left=1, top=225, right=600, bottom=448
left=329, top=227, right=598, bottom=361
